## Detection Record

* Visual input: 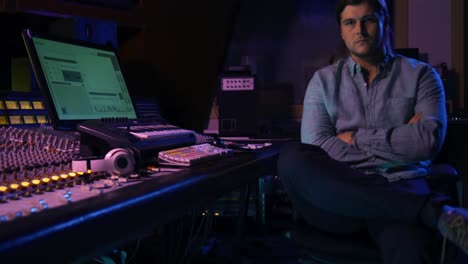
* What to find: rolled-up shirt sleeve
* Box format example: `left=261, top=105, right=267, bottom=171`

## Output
left=301, top=72, right=374, bottom=164
left=353, top=66, right=446, bottom=163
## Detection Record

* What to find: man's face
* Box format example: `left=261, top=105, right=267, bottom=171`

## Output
left=340, top=2, right=385, bottom=58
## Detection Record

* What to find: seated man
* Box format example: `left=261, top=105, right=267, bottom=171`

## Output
left=279, top=0, right=468, bottom=263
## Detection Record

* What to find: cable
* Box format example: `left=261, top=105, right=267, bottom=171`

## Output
left=93, top=258, right=104, bottom=264
left=186, top=208, right=216, bottom=264
left=440, top=236, right=447, bottom=264
left=124, top=239, right=142, bottom=264
left=179, top=208, right=208, bottom=264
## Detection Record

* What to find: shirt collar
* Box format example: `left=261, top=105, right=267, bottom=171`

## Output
left=347, top=53, right=395, bottom=77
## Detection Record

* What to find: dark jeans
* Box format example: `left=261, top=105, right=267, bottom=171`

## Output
left=278, top=142, right=439, bottom=264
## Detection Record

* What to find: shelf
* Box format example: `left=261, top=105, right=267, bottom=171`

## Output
left=1, top=0, right=145, bottom=26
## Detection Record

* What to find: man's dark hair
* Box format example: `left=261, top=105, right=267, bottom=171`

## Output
left=336, top=0, right=388, bottom=25
left=335, top=0, right=392, bottom=53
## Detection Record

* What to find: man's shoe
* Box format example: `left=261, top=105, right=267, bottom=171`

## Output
left=438, top=205, right=468, bottom=254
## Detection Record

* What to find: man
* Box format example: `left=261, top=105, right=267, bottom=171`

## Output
left=278, top=0, right=468, bottom=263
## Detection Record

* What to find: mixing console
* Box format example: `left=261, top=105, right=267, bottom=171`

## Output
left=0, top=126, right=278, bottom=264
left=0, top=126, right=183, bottom=223
left=158, top=143, right=232, bottom=166
left=0, top=124, right=257, bottom=225
left=0, top=127, right=79, bottom=219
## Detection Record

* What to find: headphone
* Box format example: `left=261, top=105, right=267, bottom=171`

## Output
left=72, top=148, right=136, bottom=177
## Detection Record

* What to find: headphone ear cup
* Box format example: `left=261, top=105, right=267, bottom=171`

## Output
left=104, top=148, right=136, bottom=176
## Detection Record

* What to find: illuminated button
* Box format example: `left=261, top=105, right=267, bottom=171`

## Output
left=76, top=172, right=84, bottom=180
left=32, top=101, right=44, bottom=110
left=68, top=172, right=77, bottom=185
left=32, top=179, right=42, bottom=194
left=32, top=179, right=41, bottom=185
left=23, top=116, right=36, bottom=124
left=9, top=184, right=20, bottom=200
left=80, top=170, right=92, bottom=184
left=51, top=175, right=62, bottom=189
left=5, top=101, right=19, bottom=110
left=0, top=186, right=7, bottom=192
left=36, top=115, right=48, bottom=124
left=19, top=101, right=32, bottom=110
left=61, top=173, right=73, bottom=187
left=42, top=177, right=52, bottom=192
left=74, top=171, right=85, bottom=184
left=21, top=182, right=32, bottom=197
left=0, top=116, right=8, bottom=125
left=8, top=116, right=23, bottom=125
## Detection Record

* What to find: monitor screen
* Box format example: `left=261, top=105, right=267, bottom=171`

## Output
left=23, top=30, right=137, bottom=129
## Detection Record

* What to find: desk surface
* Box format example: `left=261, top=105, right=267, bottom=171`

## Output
left=0, top=145, right=280, bottom=263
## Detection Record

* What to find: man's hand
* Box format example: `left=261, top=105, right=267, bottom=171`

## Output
left=408, top=112, right=423, bottom=124
left=337, top=131, right=355, bottom=145
left=336, top=112, right=422, bottom=145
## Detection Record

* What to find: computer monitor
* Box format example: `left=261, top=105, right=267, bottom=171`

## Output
left=22, top=29, right=137, bottom=130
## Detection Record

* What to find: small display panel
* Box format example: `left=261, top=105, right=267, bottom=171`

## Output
left=5, top=101, right=19, bottom=110
left=19, top=101, right=33, bottom=110
left=36, top=115, right=49, bottom=124
left=23, top=115, right=36, bottom=124
left=9, top=116, right=23, bottom=124
left=32, top=101, right=45, bottom=110
left=0, top=116, right=8, bottom=125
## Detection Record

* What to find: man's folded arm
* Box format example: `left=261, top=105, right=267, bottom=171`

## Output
left=301, top=74, right=374, bottom=164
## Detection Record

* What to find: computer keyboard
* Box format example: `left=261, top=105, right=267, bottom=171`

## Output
left=158, top=143, right=232, bottom=166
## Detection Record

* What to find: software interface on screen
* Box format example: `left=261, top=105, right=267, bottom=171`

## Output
left=32, top=37, right=137, bottom=120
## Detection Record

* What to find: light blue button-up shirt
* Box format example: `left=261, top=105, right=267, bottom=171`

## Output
left=301, top=54, right=447, bottom=181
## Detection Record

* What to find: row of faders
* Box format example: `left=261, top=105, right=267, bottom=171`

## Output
left=0, top=127, right=82, bottom=198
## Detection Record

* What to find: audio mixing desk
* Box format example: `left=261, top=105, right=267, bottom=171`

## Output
left=0, top=127, right=280, bottom=263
